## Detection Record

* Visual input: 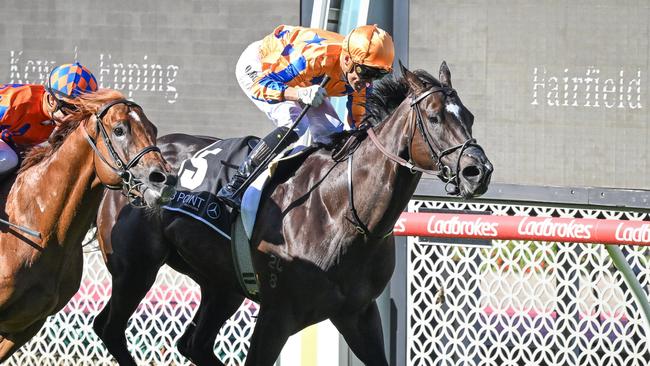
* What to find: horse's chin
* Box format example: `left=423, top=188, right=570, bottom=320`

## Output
left=142, top=184, right=176, bottom=207
left=458, top=175, right=491, bottom=199
left=459, top=186, right=482, bottom=199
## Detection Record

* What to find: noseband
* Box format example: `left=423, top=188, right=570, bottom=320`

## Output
left=83, top=99, right=161, bottom=205
left=367, top=85, right=484, bottom=194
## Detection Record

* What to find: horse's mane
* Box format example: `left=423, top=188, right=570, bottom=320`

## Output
left=19, top=89, right=126, bottom=173
left=320, top=69, right=442, bottom=152
left=364, top=69, right=442, bottom=126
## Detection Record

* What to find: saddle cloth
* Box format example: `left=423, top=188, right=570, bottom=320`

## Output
left=162, top=136, right=258, bottom=239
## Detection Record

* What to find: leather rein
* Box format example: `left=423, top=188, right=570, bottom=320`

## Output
left=82, top=99, right=161, bottom=206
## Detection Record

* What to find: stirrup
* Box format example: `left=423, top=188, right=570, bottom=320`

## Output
left=218, top=171, right=249, bottom=208
left=218, top=185, right=243, bottom=208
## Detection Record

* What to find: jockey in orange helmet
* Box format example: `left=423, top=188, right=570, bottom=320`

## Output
left=0, top=62, right=98, bottom=179
left=218, top=24, right=395, bottom=208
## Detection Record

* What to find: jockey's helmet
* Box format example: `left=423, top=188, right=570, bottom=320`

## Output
left=341, top=24, right=394, bottom=74
left=46, top=62, right=98, bottom=99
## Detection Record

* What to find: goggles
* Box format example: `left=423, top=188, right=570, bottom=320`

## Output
left=46, top=87, right=79, bottom=115
left=354, top=64, right=390, bottom=81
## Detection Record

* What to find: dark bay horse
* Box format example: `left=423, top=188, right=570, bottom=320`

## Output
left=94, top=63, right=493, bottom=365
left=0, top=89, right=175, bottom=362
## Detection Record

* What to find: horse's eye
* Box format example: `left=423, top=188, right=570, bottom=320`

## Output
left=113, top=126, right=126, bottom=137
left=430, top=115, right=442, bottom=124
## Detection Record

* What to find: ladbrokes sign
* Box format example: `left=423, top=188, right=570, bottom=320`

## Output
left=517, top=217, right=593, bottom=240
left=394, top=212, right=650, bottom=246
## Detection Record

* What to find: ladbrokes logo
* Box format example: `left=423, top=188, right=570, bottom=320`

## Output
left=517, top=217, right=593, bottom=240
left=426, top=215, right=499, bottom=237
left=615, top=223, right=650, bottom=243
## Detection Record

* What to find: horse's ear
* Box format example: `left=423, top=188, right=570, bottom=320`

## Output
left=399, top=60, right=409, bottom=78
left=439, top=61, right=452, bottom=88
left=399, top=60, right=425, bottom=93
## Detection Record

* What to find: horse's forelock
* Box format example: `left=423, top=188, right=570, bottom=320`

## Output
left=409, top=69, right=442, bottom=89
left=66, top=89, right=126, bottom=118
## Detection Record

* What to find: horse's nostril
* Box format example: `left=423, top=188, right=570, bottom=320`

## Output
left=462, top=165, right=481, bottom=178
left=149, top=170, right=167, bottom=184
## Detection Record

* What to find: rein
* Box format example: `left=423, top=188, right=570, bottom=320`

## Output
left=82, top=99, right=161, bottom=206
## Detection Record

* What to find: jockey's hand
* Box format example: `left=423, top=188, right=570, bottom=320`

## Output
left=297, top=85, right=327, bottom=107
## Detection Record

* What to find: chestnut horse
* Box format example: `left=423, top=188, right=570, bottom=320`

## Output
left=94, top=63, right=493, bottom=365
left=0, top=89, right=175, bottom=362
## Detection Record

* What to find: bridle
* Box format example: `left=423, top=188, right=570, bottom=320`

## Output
left=82, top=99, right=161, bottom=206
left=346, top=84, right=485, bottom=237
left=367, top=85, right=485, bottom=194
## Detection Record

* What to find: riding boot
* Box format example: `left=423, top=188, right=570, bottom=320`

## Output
left=218, top=126, right=299, bottom=208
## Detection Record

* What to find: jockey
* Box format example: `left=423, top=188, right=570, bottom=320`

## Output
left=218, top=24, right=395, bottom=208
left=0, top=62, right=98, bottom=178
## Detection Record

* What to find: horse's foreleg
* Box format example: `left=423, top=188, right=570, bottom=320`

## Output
left=331, top=300, right=389, bottom=366
left=0, top=319, right=47, bottom=363
left=177, top=287, right=243, bottom=366
left=244, top=307, right=294, bottom=366
left=93, top=262, right=162, bottom=366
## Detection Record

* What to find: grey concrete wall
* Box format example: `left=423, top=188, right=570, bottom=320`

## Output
left=0, top=0, right=300, bottom=139
left=409, top=0, right=650, bottom=190
left=5, top=0, right=644, bottom=190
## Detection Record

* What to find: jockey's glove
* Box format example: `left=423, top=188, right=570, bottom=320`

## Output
left=297, top=85, right=328, bottom=108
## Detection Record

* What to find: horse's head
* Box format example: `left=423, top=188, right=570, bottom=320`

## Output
left=401, top=62, right=492, bottom=198
left=68, top=90, right=176, bottom=206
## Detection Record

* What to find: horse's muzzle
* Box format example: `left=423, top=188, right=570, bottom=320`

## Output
left=457, top=148, right=493, bottom=198
left=142, top=168, right=177, bottom=206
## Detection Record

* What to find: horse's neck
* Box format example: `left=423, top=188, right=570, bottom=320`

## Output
left=351, top=103, right=421, bottom=235
left=8, top=127, right=102, bottom=246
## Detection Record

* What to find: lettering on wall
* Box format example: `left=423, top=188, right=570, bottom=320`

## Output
left=8, top=50, right=180, bottom=104
left=531, top=66, right=642, bottom=109
left=99, top=54, right=179, bottom=104
left=9, top=51, right=56, bottom=85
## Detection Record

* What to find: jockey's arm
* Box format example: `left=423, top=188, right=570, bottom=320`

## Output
left=251, top=54, right=329, bottom=104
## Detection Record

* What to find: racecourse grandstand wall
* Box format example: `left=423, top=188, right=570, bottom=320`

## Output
left=5, top=0, right=649, bottom=190
left=409, top=0, right=650, bottom=190
left=0, top=0, right=300, bottom=139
